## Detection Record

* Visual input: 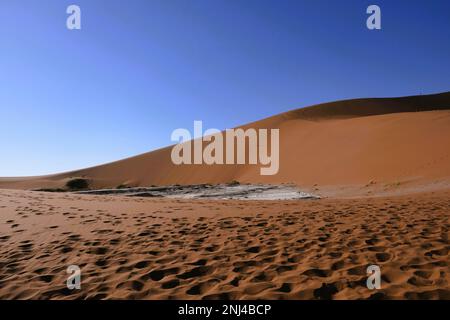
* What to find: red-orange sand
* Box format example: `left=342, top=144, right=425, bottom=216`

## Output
left=0, top=189, right=448, bottom=300
left=0, top=92, right=449, bottom=299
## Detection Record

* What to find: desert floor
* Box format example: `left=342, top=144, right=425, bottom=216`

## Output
left=0, top=189, right=449, bottom=300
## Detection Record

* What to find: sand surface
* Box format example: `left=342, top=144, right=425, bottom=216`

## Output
left=0, top=189, right=448, bottom=300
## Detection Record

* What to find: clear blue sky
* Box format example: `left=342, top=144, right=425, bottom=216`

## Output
left=1, top=0, right=449, bottom=176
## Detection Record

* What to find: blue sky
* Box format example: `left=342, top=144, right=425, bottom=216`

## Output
left=0, top=0, right=449, bottom=176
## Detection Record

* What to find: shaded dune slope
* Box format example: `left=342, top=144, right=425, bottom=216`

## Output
left=1, top=92, right=450, bottom=194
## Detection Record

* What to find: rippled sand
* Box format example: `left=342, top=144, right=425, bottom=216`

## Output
left=0, top=189, right=449, bottom=300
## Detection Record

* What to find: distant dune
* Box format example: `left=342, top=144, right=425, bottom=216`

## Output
left=1, top=91, right=450, bottom=197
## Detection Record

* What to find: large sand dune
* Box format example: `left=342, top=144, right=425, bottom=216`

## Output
left=1, top=91, right=450, bottom=197
left=1, top=92, right=449, bottom=300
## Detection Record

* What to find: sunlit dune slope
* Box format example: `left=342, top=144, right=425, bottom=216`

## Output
left=1, top=91, right=450, bottom=196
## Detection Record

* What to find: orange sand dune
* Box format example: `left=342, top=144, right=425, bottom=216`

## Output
left=1, top=91, right=450, bottom=197
left=1, top=92, right=450, bottom=301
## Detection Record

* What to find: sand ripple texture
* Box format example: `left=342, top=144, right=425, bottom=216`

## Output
left=0, top=189, right=449, bottom=300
